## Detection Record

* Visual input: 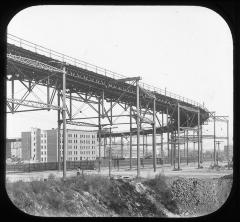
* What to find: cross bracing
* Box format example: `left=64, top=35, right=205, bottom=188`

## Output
left=6, top=34, right=230, bottom=178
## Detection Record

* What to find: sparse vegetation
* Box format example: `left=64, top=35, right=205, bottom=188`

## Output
left=5, top=173, right=232, bottom=217
left=144, top=173, right=179, bottom=214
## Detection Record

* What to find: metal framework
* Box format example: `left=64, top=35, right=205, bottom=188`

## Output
left=6, top=34, right=230, bottom=179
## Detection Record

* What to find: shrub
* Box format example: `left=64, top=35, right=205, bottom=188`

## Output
left=144, top=173, right=179, bottom=214
left=48, top=173, right=56, bottom=180
left=31, top=180, right=48, bottom=194
left=45, top=190, right=64, bottom=210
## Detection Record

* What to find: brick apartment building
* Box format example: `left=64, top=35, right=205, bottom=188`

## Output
left=21, top=128, right=99, bottom=163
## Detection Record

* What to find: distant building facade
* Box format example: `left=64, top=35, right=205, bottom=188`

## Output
left=6, top=138, right=22, bottom=159
left=21, top=128, right=98, bottom=163
left=224, top=145, right=233, bottom=161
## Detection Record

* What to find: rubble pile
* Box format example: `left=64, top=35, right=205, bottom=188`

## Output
left=169, top=175, right=232, bottom=216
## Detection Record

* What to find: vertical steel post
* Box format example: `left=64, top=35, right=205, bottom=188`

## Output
left=57, top=90, right=61, bottom=171
left=198, top=109, right=201, bottom=168
left=69, top=92, right=72, bottom=120
left=186, top=130, right=189, bottom=165
left=193, top=141, right=196, bottom=165
left=102, top=90, right=105, bottom=117
left=161, top=111, right=164, bottom=164
left=171, top=132, right=173, bottom=166
left=98, top=97, right=101, bottom=172
left=11, top=76, right=14, bottom=113
left=146, top=134, right=148, bottom=156
left=47, top=76, right=50, bottom=110
left=109, top=128, right=112, bottom=177
left=142, top=132, right=145, bottom=168
left=213, top=113, right=216, bottom=165
left=130, top=106, right=132, bottom=169
left=167, top=108, right=170, bottom=163
left=62, top=65, right=67, bottom=180
left=152, top=97, right=156, bottom=172
left=104, top=135, right=106, bottom=158
left=177, top=103, right=180, bottom=170
left=136, top=80, right=140, bottom=177
left=200, top=124, right=203, bottom=163
left=227, top=119, right=229, bottom=166
left=173, top=131, right=176, bottom=169
left=184, top=130, right=186, bottom=162
left=121, top=135, right=123, bottom=158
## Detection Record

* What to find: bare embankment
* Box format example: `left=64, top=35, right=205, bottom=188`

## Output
left=5, top=173, right=232, bottom=217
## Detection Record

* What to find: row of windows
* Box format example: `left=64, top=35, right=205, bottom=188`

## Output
left=67, top=140, right=96, bottom=144
left=68, top=157, right=96, bottom=161
left=41, top=157, right=47, bottom=162
left=68, top=151, right=95, bottom=155
left=41, top=134, right=47, bottom=138
left=61, top=145, right=95, bottom=149
left=41, top=140, right=47, bottom=143
left=65, top=134, right=95, bottom=139
left=41, top=151, right=47, bottom=155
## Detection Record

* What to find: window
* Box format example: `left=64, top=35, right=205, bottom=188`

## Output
left=68, top=134, right=72, bottom=137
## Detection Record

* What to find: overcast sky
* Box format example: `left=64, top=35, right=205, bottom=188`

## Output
left=6, top=5, right=233, bottom=150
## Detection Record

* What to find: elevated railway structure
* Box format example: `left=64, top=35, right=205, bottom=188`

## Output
left=6, top=34, right=229, bottom=178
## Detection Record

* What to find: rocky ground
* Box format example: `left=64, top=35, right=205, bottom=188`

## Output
left=6, top=173, right=233, bottom=217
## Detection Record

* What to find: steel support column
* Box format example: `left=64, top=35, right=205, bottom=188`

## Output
left=213, top=113, right=216, bottom=164
left=142, top=132, right=145, bottom=168
left=57, top=90, right=61, bottom=171
left=98, top=97, right=101, bottom=172
left=167, top=108, right=170, bottom=163
left=121, top=135, right=123, bottom=158
left=227, top=119, right=230, bottom=167
left=161, top=112, right=164, bottom=164
left=136, top=80, right=140, bottom=177
left=62, top=65, right=67, bottom=180
left=109, top=128, right=112, bottom=177
left=11, top=77, right=14, bottom=113
left=197, top=109, right=201, bottom=168
left=186, top=130, right=189, bottom=165
left=152, top=98, right=156, bottom=172
left=177, top=103, right=181, bottom=170
left=130, top=106, right=132, bottom=169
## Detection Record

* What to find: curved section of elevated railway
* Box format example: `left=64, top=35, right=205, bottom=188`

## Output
left=6, top=34, right=209, bottom=135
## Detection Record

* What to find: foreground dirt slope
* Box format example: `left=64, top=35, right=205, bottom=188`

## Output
left=166, top=174, right=232, bottom=216
left=6, top=174, right=232, bottom=217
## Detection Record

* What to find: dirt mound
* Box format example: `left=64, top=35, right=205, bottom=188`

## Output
left=169, top=174, right=233, bottom=216
left=6, top=174, right=232, bottom=217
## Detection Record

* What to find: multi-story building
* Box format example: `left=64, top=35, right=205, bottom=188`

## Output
left=224, top=145, right=233, bottom=161
left=6, top=138, right=22, bottom=159
left=21, top=128, right=99, bottom=163
left=59, top=129, right=98, bottom=161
